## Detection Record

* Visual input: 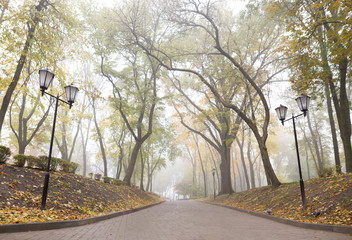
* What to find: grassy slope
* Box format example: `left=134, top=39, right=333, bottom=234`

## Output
left=206, top=173, right=352, bottom=226
left=0, top=164, right=162, bottom=224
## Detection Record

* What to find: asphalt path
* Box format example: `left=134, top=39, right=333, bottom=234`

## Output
left=0, top=200, right=350, bottom=240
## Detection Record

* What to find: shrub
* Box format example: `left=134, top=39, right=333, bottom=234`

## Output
left=0, top=146, right=11, bottom=164
left=321, top=167, right=335, bottom=177
left=68, top=162, right=79, bottom=174
left=13, top=154, right=26, bottom=167
left=13, top=154, right=40, bottom=168
left=94, top=173, right=102, bottom=181
left=103, top=176, right=114, bottom=184
left=60, top=160, right=70, bottom=172
left=51, top=157, right=61, bottom=171
left=38, top=156, right=64, bottom=171
left=26, top=156, right=39, bottom=168
left=37, top=156, right=48, bottom=170
left=59, top=160, right=78, bottom=174
left=112, top=179, right=127, bottom=186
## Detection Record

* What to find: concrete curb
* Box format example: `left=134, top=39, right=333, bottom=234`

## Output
left=202, top=201, right=352, bottom=234
left=0, top=201, right=164, bottom=233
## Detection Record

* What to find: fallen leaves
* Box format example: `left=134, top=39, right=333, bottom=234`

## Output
left=0, top=165, right=162, bottom=224
left=207, top=173, right=352, bottom=226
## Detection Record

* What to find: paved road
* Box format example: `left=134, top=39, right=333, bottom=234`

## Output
left=0, top=201, right=351, bottom=240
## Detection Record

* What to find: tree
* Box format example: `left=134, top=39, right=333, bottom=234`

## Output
left=169, top=72, right=244, bottom=194
left=0, top=0, right=80, bottom=137
left=271, top=0, right=352, bottom=172
left=117, top=0, right=284, bottom=187
left=9, top=72, right=52, bottom=154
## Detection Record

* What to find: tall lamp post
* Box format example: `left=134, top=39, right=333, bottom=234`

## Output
left=212, top=168, right=216, bottom=200
left=39, top=69, right=79, bottom=210
left=275, top=94, right=311, bottom=210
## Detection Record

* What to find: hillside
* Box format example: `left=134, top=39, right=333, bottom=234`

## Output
left=0, top=164, right=162, bottom=224
left=206, top=173, right=352, bottom=226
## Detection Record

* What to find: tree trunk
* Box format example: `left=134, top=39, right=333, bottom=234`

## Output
left=318, top=25, right=351, bottom=173
left=235, top=162, right=243, bottom=191
left=256, top=135, right=280, bottom=187
left=305, top=145, right=311, bottom=179
left=139, top=150, right=145, bottom=191
left=231, top=152, right=236, bottom=192
left=208, top=144, right=220, bottom=192
left=247, top=131, right=256, bottom=188
left=92, top=99, right=108, bottom=177
left=218, top=144, right=233, bottom=194
left=307, top=112, right=324, bottom=176
left=329, top=58, right=352, bottom=172
left=124, top=141, right=143, bottom=185
left=257, top=161, right=262, bottom=187
left=193, top=134, right=207, bottom=197
left=325, top=83, right=341, bottom=173
left=80, top=118, right=91, bottom=177
left=236, top=137, right=250, bottom=190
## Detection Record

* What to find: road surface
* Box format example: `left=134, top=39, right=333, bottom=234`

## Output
left=0, top=200, right=350, bottom=240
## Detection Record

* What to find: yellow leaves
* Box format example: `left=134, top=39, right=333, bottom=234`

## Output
left=0, top=165, right=162, bottom=225
left=207, top=173, right=352, bottom=226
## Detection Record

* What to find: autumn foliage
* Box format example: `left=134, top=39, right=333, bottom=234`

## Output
left=207, top=174, right=352, bottom=226
left=0, top=164, right=162, bottom=224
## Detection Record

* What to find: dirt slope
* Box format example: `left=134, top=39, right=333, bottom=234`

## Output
left=206, top=173, right=352, bottom=226
left=0, top=164, right=162, bottom=224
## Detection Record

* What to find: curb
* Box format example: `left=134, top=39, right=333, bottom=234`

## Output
left=202, top=201, right=352, bottom=235
left=0, top=201, right=164, bottom=233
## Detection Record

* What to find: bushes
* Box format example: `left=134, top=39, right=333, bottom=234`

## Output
left=94, top=173, right=102, bottom=181
left=94, top=175, right=127, bottom=186
left=14, top=154, right=41, bottom=168
left=0, top=146, right=11, bottom=164
left=36, top=156, right=78, bottom=173
left=11, top=154, right=79, bottom=174
left=13, top=154, right=26, bottom=167
left=112, top=179, right=127, bottom=186
left=26, top=156, right=39, bottom=168
left=103, top=176, right=114, bottom=183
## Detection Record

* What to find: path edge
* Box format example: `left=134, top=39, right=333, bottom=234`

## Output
left=201, top=201, right=352, bottom=234
left=0, top=201, right=164, bottom=233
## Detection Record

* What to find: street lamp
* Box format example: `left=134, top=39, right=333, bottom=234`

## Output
left=275, top=94, right=311, bottom=210
left=212, top=168, right=216, bottom=200
left=39, top=69, right=78, bottom=210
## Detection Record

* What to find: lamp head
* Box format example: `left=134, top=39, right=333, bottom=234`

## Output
left=295, top=94, right=311, bottom=116
left=275, top=104, right=288, bottom=125
left=64, top=84, right=79, bottom=108
left=39, top=69, right=55, bottom=95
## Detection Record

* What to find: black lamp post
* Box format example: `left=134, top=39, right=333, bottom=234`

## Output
left=212, top=168, right=216, bottom=200
left=39, top=69, right=78, bottom=210
left=275, top=94, right=311, bottom=210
